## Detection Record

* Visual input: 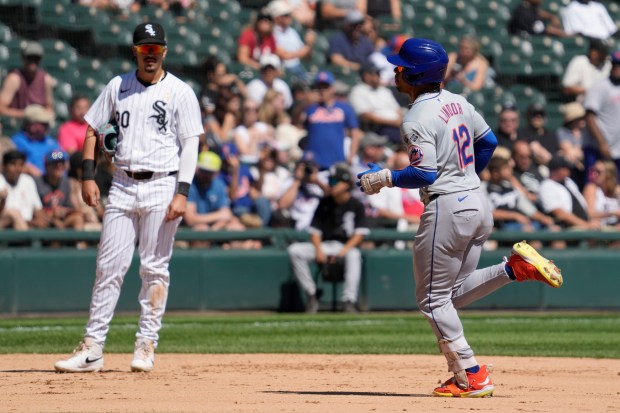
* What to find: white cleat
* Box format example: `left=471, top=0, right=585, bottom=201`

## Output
left=54, top=337, right=104, bottom=373
left=130, top=338, right=155, bottom=372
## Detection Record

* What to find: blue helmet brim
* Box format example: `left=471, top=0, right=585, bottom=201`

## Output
left=387, top=53, right=410, bottom=68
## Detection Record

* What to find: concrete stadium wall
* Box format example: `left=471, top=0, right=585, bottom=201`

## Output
left=0, top=248, right=618, bottom=315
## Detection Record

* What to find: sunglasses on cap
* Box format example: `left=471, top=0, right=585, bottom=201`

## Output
left=134, top=44, right=166, bottom=55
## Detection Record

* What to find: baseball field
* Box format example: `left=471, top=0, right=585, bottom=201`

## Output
left=1, top=312, right=619, bottom=413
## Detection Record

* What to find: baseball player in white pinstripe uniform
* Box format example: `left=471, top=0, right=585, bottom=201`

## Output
left=358, top=38, right=563, bottom=397
left=55, top=23, right=203, bottom=373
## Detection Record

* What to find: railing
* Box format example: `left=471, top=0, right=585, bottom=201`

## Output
left=1, top=228, right=620, bottom=249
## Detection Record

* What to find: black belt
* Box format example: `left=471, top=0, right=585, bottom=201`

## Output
left=124, top=170, right=177, bottom=180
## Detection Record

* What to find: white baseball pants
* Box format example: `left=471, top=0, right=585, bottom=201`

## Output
left=85, top=170, right=180, bottom=347
left=288, top=241, right=361, bottom=303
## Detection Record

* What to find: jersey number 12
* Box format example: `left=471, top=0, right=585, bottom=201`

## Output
left=452, top=125, right=474, bottom=170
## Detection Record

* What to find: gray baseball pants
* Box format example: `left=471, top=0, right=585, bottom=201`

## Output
left=413, top=190, right=512, bottom=372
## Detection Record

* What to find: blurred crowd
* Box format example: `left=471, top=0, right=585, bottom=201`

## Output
left=1, top=0, right=620, bottom=250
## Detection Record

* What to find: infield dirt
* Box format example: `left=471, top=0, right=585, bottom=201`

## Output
left=1, top=354, right=618, bottom=413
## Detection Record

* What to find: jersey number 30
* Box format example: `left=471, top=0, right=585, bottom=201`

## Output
left=451, top=125, right=474, bottom=170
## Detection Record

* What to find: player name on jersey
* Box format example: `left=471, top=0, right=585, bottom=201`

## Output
left=437, top=102, right=464, bottom=124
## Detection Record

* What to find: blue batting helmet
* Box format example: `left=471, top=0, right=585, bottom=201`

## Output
left=387, top=38, right=448, bottom=85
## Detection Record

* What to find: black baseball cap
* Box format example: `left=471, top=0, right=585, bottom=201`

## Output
left=526, top=102, right=546, bottom=118
left=328, top=162, right=353, bottom=186
left=548, top=155, right=573, bottom=170
left=133, top=23, right=167, bottom=46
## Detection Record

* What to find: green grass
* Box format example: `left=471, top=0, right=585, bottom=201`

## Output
left=0, top=312, right=619, bottom=358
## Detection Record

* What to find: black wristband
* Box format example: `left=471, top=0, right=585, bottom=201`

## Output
left=82, top=159, right=96, bottom=181
left=176, top=182, right=190, bottom=197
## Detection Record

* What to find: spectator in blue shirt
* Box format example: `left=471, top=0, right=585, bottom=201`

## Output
left=219, top=143, right=272, bottom=228
left=184, top=151, right=240, bottom=231
left=328, top=10, right=374, bottom=71
left=302, top=71, right=362, bottom=170
left=11, top=104, right=59, bottom=177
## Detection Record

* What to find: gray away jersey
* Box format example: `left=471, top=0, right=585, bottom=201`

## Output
left=400, top=89, right=491, bottom=195
left=85, top=71, right=204, bottom=172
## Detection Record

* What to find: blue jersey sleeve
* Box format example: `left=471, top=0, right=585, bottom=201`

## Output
left=473, top=130, right=498, bottom=174
left=391, top=166, right=437, bottom=189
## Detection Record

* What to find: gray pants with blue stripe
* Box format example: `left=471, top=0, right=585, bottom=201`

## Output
left=413, top=190, right=511, bottom=372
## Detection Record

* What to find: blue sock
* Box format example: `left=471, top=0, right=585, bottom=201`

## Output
left=505, top=263, right=516, bottom=280
left=466, top=365, right=480, bottom=374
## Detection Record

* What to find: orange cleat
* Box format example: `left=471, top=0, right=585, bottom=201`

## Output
left=433, top=364, right=494, bottom=398
left=508, top=241, right=563, bottom=288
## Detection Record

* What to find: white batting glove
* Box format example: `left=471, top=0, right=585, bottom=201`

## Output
left=359, top=168, right=393, bottom=195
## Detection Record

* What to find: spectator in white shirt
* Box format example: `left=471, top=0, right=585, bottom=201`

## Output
left=0, top=150, right=46, bottom=229
left=349, top=61, right=403, bottom=145
left=562, top=38, right=611, bottom=103
left=246, top=54, right=294, bottom=110
left=268, top=0, right=315, bottom=81
left=561, top=0, right=618, bottom=40
left=539, top=155, right=600, bottom=230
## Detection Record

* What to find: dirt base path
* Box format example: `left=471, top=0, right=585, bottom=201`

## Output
left=1, top=354, right=619, bottom=413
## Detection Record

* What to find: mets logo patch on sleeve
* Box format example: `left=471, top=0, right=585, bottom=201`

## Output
left=408, top=145, right=424, bottom=166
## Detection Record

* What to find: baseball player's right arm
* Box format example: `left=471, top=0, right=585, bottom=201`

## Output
left=81, top=126, right=100, bottom=208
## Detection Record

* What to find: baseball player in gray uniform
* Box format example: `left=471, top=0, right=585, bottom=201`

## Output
left=358, top=38, right=563, bottom=398
left=55, top=23, right=203, bottom=373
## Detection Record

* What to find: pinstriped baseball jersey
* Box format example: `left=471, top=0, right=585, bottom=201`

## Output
left=400, top=89, right=491, bottom=195
left=84, top=71, right=203, bottom=172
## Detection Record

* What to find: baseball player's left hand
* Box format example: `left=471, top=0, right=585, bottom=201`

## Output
left=357, top=163, right=393, bottom=195
left=357, top=163, right=382, bottom=179
left=166, top=194, right=187, bottom=222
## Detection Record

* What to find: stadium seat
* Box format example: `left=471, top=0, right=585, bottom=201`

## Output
left=66, top=4, right=110, bottom=30
left=544, top=102, right=564, bottom=131
left=167, top=26, right=202, bottom=52
left=495, top=52, right=533, bottom=77
left=104, top=57, right=133, bottom=74
left=526, top=36, right=565, bottom=59
left=70, top=74, right=105, bottom=100
left=377, top=16, right=403, bottom=40
left=76, top=57, right=113, bottom=82
left=37, top=1, right=73, bottom=24
left=3, top=37, right=26, bottom=57
left=557, top=36, right=589, bottom=66
left=0, top=21, right=13, bottom=43
left=307, top=49, right=327, bottom=72
left=443, top=0, right=479, bottom=23
left=442, top=17, right=477, bottom=50
left=0, top=115, right=20, bottom=137
left=166, top=46, right=199, bottom=69
left=524, top=52, right=564, bottom=77
left=200, top=44, right=232, bottom=67
left=413, top=25, right=447, bottom=43
left=0, top=43, right=8, bottom=63
left=484, top=1, right=512, bottom=21
left=53, top=79, right=73, bottom=103
left=412, top=1, right=447, bottom=23
left=507, top=84, right=546, bottom=112
left=138, top=5, right=176, bottom=31
left=465, top=90, right=486, bottom=108
left=92, top=22, right=132, bottom=52
left=38, top=38, right=79, bottom=63
left=54, top=99, right=69, bottom=122
left=227, top=62, right=259, bottom=83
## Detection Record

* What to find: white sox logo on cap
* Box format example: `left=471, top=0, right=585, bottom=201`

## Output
left=133, top=22, right=166, bottom=45
left=145, top=24, right=156, bottom=37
